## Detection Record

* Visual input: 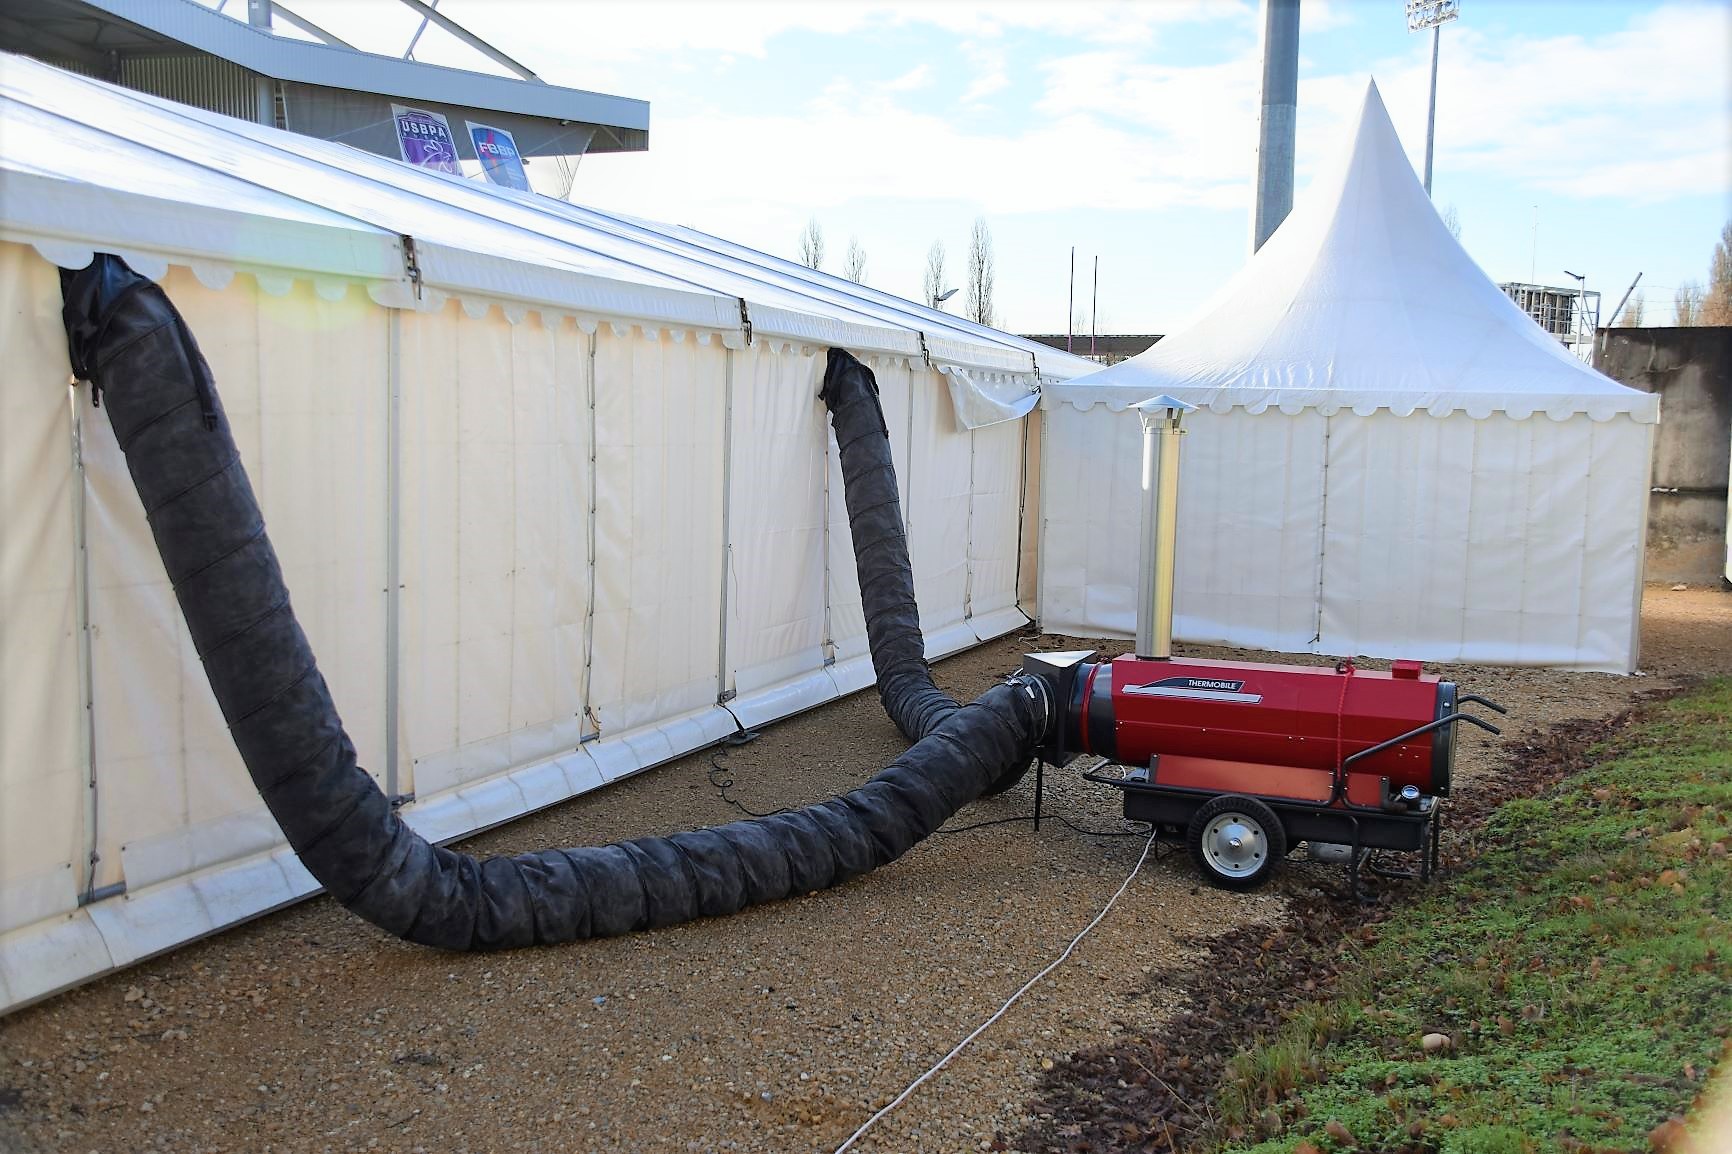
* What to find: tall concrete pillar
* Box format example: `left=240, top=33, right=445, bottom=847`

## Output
left=1252, top=0, right=1299, bottom=253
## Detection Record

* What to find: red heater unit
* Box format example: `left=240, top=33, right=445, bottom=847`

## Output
left=1023, top=398, right=1503, bottom=892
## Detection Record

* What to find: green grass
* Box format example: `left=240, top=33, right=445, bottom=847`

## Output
left=1220, top=680, right=1732, bottom=1154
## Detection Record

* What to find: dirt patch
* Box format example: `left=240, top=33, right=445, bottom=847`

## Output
left=0, top=588, right=1726, bottom=1154
left=1009, top=682, right=1692, bottom=1154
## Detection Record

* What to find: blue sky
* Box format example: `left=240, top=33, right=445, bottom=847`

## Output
left=261, top=1, right=1730, bottom=333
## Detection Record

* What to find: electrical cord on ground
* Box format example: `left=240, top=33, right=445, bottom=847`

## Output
left=831, top=825, right=1159, bottom=1154
left=933, top=813, right=1154, bottom=839
left=705, top=731, right=792, bottom=819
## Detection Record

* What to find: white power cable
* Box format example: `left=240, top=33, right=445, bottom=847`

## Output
left=832, top=827, right=1158, bottom=1154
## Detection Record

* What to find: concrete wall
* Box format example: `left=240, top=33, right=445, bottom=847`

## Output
left=1596, top=327, right=1732, bottom=585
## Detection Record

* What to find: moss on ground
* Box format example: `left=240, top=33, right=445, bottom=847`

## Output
left=1220, top=680, right=1732, bottom=1154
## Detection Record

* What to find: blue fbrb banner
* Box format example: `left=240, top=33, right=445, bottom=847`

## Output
left=466, top=121, right=531, bottom=192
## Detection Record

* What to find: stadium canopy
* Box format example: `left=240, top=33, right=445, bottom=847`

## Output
left=0, top=0, right=650, bottom=158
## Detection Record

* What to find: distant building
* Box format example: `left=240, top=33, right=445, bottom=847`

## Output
left=1022, top=333, right=1162, bottom=366
left=1501, top=281, right=1600, bottom=361
left=0, top=0, right=648, bottom=173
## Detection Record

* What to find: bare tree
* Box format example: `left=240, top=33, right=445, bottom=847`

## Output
left=1674, top=280, right=1703, bottom=326
left=923, top=241, right=947, bottom=309
left=798, top=218, right=824, bottom=271
left=964, top=217, right=995, bottom=327
left=1615, top=290, right=1644, bottom=327
left=1704, top=221, right=1732, bottom=326
left=1440, top=203, right=1462, bottom=242
left=843, top=237, right=867, bottom=285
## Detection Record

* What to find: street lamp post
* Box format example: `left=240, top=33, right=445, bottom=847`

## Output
left=931, top=287, right=959, bottom=311
left=1406, top=0, right=1459, bottom=197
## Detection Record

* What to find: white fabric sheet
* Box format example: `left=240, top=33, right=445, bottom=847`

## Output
left=1039, top=400, right=1648, bottom=671
left=940, top=366, right=1040, bottom=430
left=909, top=369, right=974, bottom=656
left=722, top=344, right=829, bottom=723
left=84, top=271, right=390, bottom=896
left=399, top=302, right=591, bottom=799
left=0, top=245, right=83, bottom=937
left=587, top=326, right=728, bottom=741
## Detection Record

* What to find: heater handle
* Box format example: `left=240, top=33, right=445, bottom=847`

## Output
left=1340, top=711, right=1500, bottom=773
left=1458, top=693, right=1509, bottom=715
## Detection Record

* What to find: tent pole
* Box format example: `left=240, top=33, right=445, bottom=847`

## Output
left=580, top=328, right=599, bottom=740
left=1067, top=247, right=1074, bottom=353
left=70, top=389, right=101, bottom=904
left=384, top=309, right=403, bottom=804
left=716, top=346, right=735, bottom=705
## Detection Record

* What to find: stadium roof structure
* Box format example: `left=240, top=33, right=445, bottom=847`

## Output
left=0, top=0, right=649, bottom=158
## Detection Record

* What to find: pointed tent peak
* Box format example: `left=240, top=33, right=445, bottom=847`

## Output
left=1044, top=72, right=1657, bottom=424
left=1294, top=74, right=1430, bottom=244
left=1361, top=76, right=1387, bottom=114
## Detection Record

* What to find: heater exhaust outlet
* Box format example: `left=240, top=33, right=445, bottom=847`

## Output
left=1132, top=395, right=1196, bottom=661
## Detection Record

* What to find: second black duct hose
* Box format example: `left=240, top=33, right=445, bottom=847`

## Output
left=62, top=255, right=1048, bottom=950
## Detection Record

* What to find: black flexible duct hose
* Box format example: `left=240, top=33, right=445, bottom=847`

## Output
left=61, top=255, right=1049, bottom=949
left=820, top=348, right=959, bottom=743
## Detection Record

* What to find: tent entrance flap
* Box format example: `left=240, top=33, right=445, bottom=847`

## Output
left=939, top=365, right=1039, bottom=430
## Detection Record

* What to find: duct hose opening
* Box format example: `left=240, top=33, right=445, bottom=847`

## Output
left=60, top=255, right=1047, bottom=950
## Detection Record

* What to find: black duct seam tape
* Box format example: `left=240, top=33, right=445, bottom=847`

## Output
left=61, top=255, right=1047, bottom=950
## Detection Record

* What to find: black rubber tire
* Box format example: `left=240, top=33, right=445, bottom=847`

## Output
left=1186, top=795, right=1286, bottom=890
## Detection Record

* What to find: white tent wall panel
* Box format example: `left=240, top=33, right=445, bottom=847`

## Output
left=1319, top=412, right=1649, bottom=670
left=909, top=367, right=974, bottom=657
left=87, top=271, right=390, bottom=897
left=1037, top=400, right=1647, bottom=672
left=966, top=415, right=1029, bottom=639
left=1037, top=403, right=1144, bottom=640
left=586, top=325, right=729, bottom=747
left=0, top=244, right=84, bottom=937
left=722, top=343, right=831, bottom=726
left=397, top=302, right=592, bottom=801
left=1175, top=410, right=1328, bottom=651
left=1039, top=404, right=1326, bottom=650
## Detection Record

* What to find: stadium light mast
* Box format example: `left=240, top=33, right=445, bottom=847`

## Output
left=1407, top=0, right=1459, bottom=197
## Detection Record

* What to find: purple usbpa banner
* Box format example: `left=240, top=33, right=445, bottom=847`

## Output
left=391, top=104, right=462, bottom=176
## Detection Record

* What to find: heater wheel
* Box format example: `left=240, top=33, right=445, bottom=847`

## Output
left=1187, top=795, right=1286, bottom=890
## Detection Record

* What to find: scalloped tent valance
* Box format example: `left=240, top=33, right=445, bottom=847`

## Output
left=1046, top=385, right=1653, bottom=424
left=1046, top=80, right=1658, bottom=425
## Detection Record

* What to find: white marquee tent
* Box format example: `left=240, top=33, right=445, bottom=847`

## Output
left=1040, top=81, right=1657, bottom=675
left=0, top=53, right=1097, bottom=1011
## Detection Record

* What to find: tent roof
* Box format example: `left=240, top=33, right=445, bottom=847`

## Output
left=0, top=52, right=1099, bottom=382
left=1049, top=81, right=1657, bottom=422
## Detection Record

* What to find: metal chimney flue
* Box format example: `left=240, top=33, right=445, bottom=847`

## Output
left=1133, top=396, right=1196, bottom=660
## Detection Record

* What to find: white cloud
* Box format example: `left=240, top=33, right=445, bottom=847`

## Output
left=1361, top=3, right=1732, bottom=202
left=959, top=42, right=1010, bottom=104
left=882, top=64, right=932, bottom=92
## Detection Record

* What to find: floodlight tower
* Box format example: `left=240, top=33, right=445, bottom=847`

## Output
left=1251, top=0, right=1301, bottom=253
left=1407, top=0, right=1459, bottom=197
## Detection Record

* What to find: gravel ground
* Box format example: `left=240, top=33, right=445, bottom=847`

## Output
left=2, top=586, right=1727, bottom=1154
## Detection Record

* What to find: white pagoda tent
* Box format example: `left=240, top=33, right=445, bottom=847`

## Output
left=1039, top=80, right=1656, bottom=673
